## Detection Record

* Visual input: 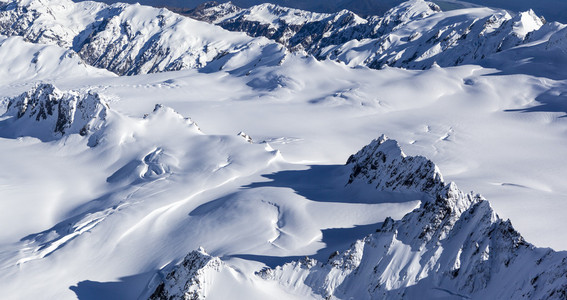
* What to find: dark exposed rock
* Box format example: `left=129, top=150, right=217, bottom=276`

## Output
left=2, top=83, right=109, bottom=141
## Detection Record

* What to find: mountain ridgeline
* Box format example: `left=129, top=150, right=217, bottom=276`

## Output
left=146, top=136, right=567, bottom=299
left=0, top=0, right=286, bottom=75
left=1, top=0, right=567, bottom=75
left=187, top=0, right=566, bottom=70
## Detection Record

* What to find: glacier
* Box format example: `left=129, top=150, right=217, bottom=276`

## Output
left=0, top=0, right=566, bottom=299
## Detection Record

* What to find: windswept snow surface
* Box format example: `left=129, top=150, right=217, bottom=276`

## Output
left=0, top=0, right=567, bottom=299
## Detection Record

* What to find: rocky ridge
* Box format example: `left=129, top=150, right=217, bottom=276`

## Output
left=189, top=0, right=560, bottom=69
left=148, top=135, right=567, bottom=299
left=148, top=248, right=225, bottom=300
left=2, top=83, right=109, bottom=141
left=0, top=0, right=565, bottom=74
left=188, top=1, right=440, bottom=54
left=0, top=0, right=286, bottom=75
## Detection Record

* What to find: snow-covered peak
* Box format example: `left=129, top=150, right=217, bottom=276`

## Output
left=187, top=1, right=243, bottom=23
left=253, top=137, right=567, bottom=299
left=378, top=0, right=441, bottom=26
left=244, top=3, right=331, bottom=27
left=191, top=1, right=330, bottom=26
left=0, top=0, right=106, bottom=48
left=331, top=8, right=368, bottom=25
left=147, top=248, right=224, bottom=300
left=144, top=104, right=201, bottom=133
left=188, top=0, right=376, bottom=52
left=512, top=9, right=544, bottom=37
left=0, top=0, right=287, bottom=75
left=2, top=83, right=109, bottom=141
left=346, top=134, right=444, bottom=195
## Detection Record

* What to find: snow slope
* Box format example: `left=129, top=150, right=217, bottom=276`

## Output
left=0, top=35, right=112, bottom=85
left=1, top=52, right=566, bottom=298
left=0, top=0, right=567, bottom=299
left=149, top=136, right=567, bottom=299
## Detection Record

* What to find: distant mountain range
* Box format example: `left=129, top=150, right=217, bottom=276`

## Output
left=8, top=0, right=567, bottom=76
left=185, top=0, right=567, bottom=75
left=72, top=0, right=567, bottom=22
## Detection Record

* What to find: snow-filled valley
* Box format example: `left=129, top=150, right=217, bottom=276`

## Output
left=1, top=0, right=567, bottom=299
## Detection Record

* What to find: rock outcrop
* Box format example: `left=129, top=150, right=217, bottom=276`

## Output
left=2, top=83, right=108, bottom=141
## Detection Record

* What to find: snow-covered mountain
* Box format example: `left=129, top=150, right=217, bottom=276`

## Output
left=0, top=0, right=287, bottom=75
left=1, top=0, right=567, bottom=299
left=75, top=0, right=406, bottom=19
left=2, top=0, right=566, bottom=75
left=189, top=0, right=566, bottom=70
left=188, top=1, right=441, bottom=52
left=146, top=136, right=567, bottom=299
left=2, top=83, right=109, bottom=141
left=453, top=0, right=567, bottom=23
left=74, top=0, right=567, bottom=24
left=0, top=35, right=112, bottom=84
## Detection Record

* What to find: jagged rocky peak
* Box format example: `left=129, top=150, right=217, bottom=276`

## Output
left=346, top=134, right=444, bottom=195
left=187, top=0, right=555, bottom=71
left=148, top=247, right=224, bottom=300
left=145, top=135, right=567, bottom=299
left=187, top=1, right=243, bottom=23
left=3, top=83, right=109, bottom=141
left=187, top=0, right=441, bottom=54
left=254, top=137, right=567, bottom=299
